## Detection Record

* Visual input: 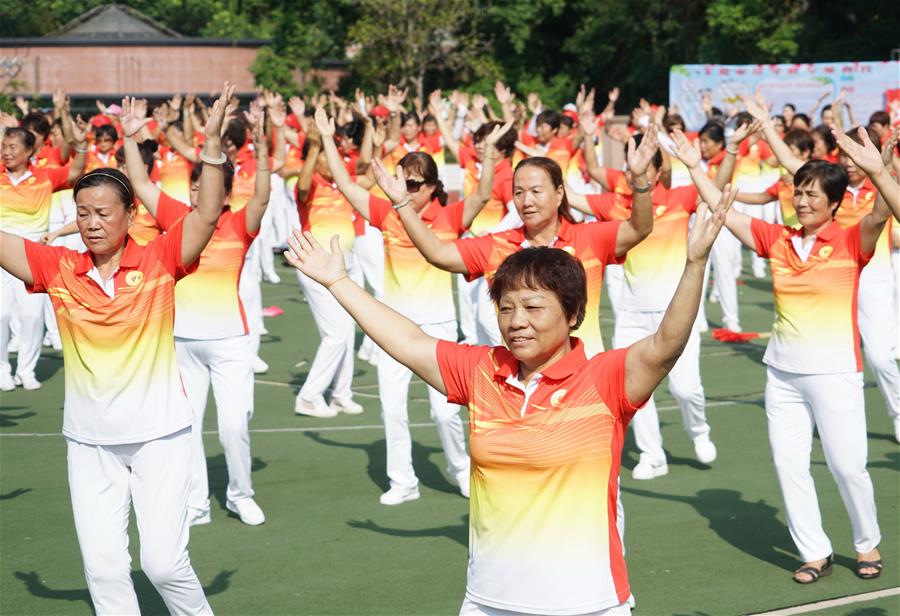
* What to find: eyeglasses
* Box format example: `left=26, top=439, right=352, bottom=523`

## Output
left=405, top=179, right=426, bottom=193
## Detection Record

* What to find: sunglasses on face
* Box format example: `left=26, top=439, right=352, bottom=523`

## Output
left=405, top=179, right=426, bottom=193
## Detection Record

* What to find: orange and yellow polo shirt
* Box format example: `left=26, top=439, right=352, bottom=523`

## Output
left=751, top=218, right=872, bottom=374
left=437, top=338, right=645, bottom=614
left=84, top=148, right=117, bottom=173
left=159, top=147, right=193, bottom=205
left=298, top=174, right=357, bottom=254
left=764, top=179, right=799, bottom=229
left=1, top=164, right=70, bottom=238
left=835, top=178, right=892, bottom=279
left=156, top=193, right=257, bottom=340
left=455, top=218, right=622, bottom=356
left=129, top=197, right=163, bottom=246
left=588, top=185, right=698, bottom=311
left=23, top=220, right=197, bottom=444
left=368, top=195, right=467, bottom=325
left=459, top=146, right=514, bottom=236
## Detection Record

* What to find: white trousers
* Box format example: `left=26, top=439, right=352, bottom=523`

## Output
left=355, top=225, right=385, bottom=360
left=457, top=274, right=478, bottom=345
left=704, top=227, right=741, bottom=330
left=239, top=242, right=264, bottom=358
left=296, top=254, right=358, bottom=402
left=1, top=268, right=44, bottom=379
left=176, top=335, right=255, bottom=515
left=67, top=428, right=212, bottom=615
left=459, top=597, right=630, bottom=616
left=458, top=276, right=501, bottom=346
left=765, top=367, right=880, bottom=562
left=378, top=320, right=469, bottom=489
left=894, top=249, right=900, bottom=360
left=856, top=267, right=900, bottom=421
left=615, top=309, right=709, bottom=464
left=605, top=264, right=624, bottom=322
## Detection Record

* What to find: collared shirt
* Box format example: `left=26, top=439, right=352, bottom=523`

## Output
left=765, top=179, right=799, bottom=229
left=298, top=173, right=357, bottom=253
left=459, top=148, right=514, bottom=236
left=1, top=164, right=70, bottom=237
left=368, top=194, right=467, bottom=325
left=835, top=178, right=891, bottom=278
left=751, top=218, right=872, bottom=374
left=455, top=217, right=622, bottom=356
left=588, top=185, right=699, bottom=312
left=23, top=219, right=197, bottom=445
left=156, top=192, right=258, bottom=339
left=437, top=338, right=646, bottom=615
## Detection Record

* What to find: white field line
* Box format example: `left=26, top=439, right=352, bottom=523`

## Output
left=748, top=586, right=900, bottom=615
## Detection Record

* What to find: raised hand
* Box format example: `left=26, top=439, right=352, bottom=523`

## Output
left=484, top=120, right=514, bottom=154
left=700, top=91, right=712, bottom=114
left=268, top=95, right=286, bottom=128
left=288, top=96, right=305, bottom=119
left=95, top=99, right=109, bottom=115
left=314, top=107, right=335, bottom=139
left=52, top=89, right=66, bottom=112
left=627, top=124, right=660, bottom=176
left=494, top=81, right=513, bottom=106
left=608, top=87, right=620, bottom=104
left=833, top=125, right=885, bottom=177
left=372, top=124, right=386, bottom=150
left=205, top=82, right=236, bottom=140
left=371, top=158, right=409, bottom=204
left=14, top=95, right=29, bottom=116
left=0, top=111, right=19, bottom=128
left=579, top=108, right=598, bottom=137
left=152, top=105, right=170, bottom=131
left=527, top=92, right=541, bottom=114
left=688, top=184, right=737, bottom=263
left=284, top=230, right=348, bottom=288
left=670, top=128, right=702, bottom=168
left=472, top=93, right=488, bottom=111
left=243, top=99, right=263, bottom=129
left=120, top=97, right=152, bottom=138
left=881, top=126, right=899, bottom=167
left=251, top=109, right=268, bottom=154
left=71, top=115, right=88, bottom=144
left=384, top=85, right=407, bottom=113
left=168, top=93, right=183, bottom=111
left=729, top=119, right=761, bottom=147
left=742, top=95, right=770, bottom=123
left=576, top=84, right=587, bottom=111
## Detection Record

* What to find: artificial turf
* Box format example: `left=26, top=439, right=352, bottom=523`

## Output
left=1, top=255, right=898, bottom=615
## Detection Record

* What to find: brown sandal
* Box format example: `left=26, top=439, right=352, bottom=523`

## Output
left=793, top=554, right=834, bottom=584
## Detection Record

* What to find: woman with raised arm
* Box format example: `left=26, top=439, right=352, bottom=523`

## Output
left=122, top=96, right=271, bottom=527
left=672, top=126, right=890, bottom=584
left=284, top=185, right=734, bottom=616
left=0, top=82, right=234, bottom=615
left=314, top=108, right=508, bottom=504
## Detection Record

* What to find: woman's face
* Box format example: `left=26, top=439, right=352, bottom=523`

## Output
left=401, top=118, right=420, bottom=143
left=821, top=108, right=834, bottom=127
left=791, top=116, right=810, bottom=131
left=403, top=168, right=435, bottom=210
left=1, top=135, right=32, bottom=171
left=75, top=184, right=133, bottom=256
left=535, top=122, right=556, bottom=145
left=513, top=165, right=563, bottom=231
left=699, top=134, right=723, bottom=160
left=783, top=106, right=795, bottom=122
left=811, top=133, right=828, bottom=159
left=793, top=178, right=838, bottom=229
left=497, top=285, right=575, bottom=369
left=96, top=133, right=116, bottom=154
left=773, top=117, right=786, bottom=134
left=839, top=152, right=865, bottom=187
left=315, top=150, right=332, bottom=180
left=422, top=120, right=438, bottom=136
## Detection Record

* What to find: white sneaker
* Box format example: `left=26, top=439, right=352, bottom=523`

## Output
left=294, top=395, right=338, bottom=418
left=13, top=374, right=41, bottom=390
left=42, top=334, right=51, bottom=347
left=893, top=418, right=900, bottom=444
left=379, top=485, right=420, bottom=506
left=693, top=434, right=718, bottom=464
left=456, top=473, right=470, bottom=498
left=189, top=508, right=212, bottom=526
left=709, top=289, right=720, bottom=304
left=253, top=357, right=269, bottom=374
left=697, top=319, right=709, bottom=333
left=724, top=320, right=742, bottom=333
left=8, top=337, right=18, bottom=353
left=50, top=336, right=63, bottom=351
left=226, top=498, right=266, bottom=525
left=1, top=373, right=15, bottom=391
left=752, top=263, right=767, bottom=279
left=263, top=271, right=281, bottom=284
left=329, top=397, right=364, bottom=415
left=632, top=454, right=668, bottom=480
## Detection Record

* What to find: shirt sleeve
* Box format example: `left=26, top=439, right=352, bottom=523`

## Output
left=23, top=241, right=68, bottom=294
left=847, top=222, right=875, bottom=267
left=152, top=216, right=200, bottom=280
left=586, top=220, right=625, bottom=265
left=154, top=192, right=191, bottom=231
left=454, top=234, right=495, bottom=280
left=605, top=168, right=625, bottom=191
left=436, top=339, right=492, bottom=405
left=231, top=207, right=259, bottom=243
left=670, top=185, right=699, bottom=214
left=590, top=347, right=648, bottom=422
left=443, top=200, right=467, bottom=234
left=47, top=165, right=71, bottom=191
left=765, top=180, right=780, bottom=198
left=367, top=194, right=393, bottom=230
left=750, top=217, right=785, bottom=258
left=586, top=193, right=617, bottom=220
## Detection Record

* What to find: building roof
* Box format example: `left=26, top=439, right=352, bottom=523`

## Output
left=49, top=4, right=182, bottom=40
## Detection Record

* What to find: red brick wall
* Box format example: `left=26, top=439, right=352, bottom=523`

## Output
left=0, top=45, right=260, bottom=95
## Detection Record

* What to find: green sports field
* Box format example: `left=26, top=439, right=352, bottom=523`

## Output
left=1, top=256, right=898, bottom=615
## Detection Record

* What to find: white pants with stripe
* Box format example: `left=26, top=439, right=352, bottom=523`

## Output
left=615, top=309, right=709, bottom=464
left=459, top=597, right=630, bottom=616
left=705, top=227, right=741, bottom=330
left=765, top=367, right=880, bottom=562
left=856, top=266, right=900, bottom=421
left=378, top=320, right=469, bottom=489
left=239, top=242, right=264, bottom=358
left=458, top=276, right=502, bottom=346
left=176, top=335, right=255, bottom=516
left=295, top=252, right=359, bottom=402
left=355, top=224, right=385, bottom=360
left=1, top=267, right=44, bottom=380
left=67, top=428, right=212, bottom=615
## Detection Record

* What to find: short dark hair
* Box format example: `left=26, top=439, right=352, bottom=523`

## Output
left=535, top=110, right=561, bottom=131
left=115, top=139, right=158, bottom=175
left=734, top=111, right=753, bottom=127
left=793, top=160, right=848, bottom=210
left=514, top=157, right=576, bottom=223
left=223, top=118, right=247, bottom=150
left=632, top=133, right=662, bottom=169
left=21, top=112, right=51, bottom=138
left=3, top=127, right=37, bottom=152
left=811, top=125, right=836, bottom=153
left=338, top=119, right=365, bottom=148
left=783, top=129, right=814, bottom=156
left=783, top=103, right=796, bottom=112
left=73, top=168, right=135, bottom=210
left=191, top=160, right=235, bottom=194
left=699, top=120, right=725, bottom=145
left=663, top=113, right=685, bottom=132
left=821, top=104, right=832, bottom=118
left=489, top=247, right=587, bottom=330
left=868, top=111, right=890, bottom=127
left=398, top=151, right=447, bottom=205
left=792, top=113, right=811, bottom=128
left=559, top=115, right=574, bottom=129
left=400, top=112, right=420, bottom=127
left=473, top=121, right=516, bottom=157
left=95, top=124, right=119, bottom=142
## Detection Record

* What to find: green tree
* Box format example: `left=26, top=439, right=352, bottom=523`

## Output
left=699, top=0, right=803, bottom=62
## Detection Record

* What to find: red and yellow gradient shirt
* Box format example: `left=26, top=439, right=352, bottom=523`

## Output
left=129, top=198, right=163, bottom=246
left=84, top=149, right=117, bottom=173
left=23, top=220, right=197, bottom=444
left=455, top=218, right=622, bottom=356
left=1, top=165, right=70, bottom=238
left=517, top=132, right=577, bottom=170
left=437, top=339, right=644, bottom=614
left=751, top=218, right=872, bottom=374
left=383, top=141, right=430, bottom=174
left=459, top=147, right=514, bottom=236
left=299, top=174, right=357, bottom=253
left=765, top=179, right=799, bottom=229
left=159, top=147, right=192, bottom=205
left=835, top=179, right=892, bottom=279
left=418, top=132, right=445, bottom=169
left=588, top=185, right=699, bottom=311
left=369, top=195, right=467, bottom=324
left=35, top=144, right=64, bottom=168
left=155, top=193, right=257, bottom=339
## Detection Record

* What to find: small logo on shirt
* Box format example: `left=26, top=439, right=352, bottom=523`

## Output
left=125, top=271, right=144, bottom=286
left=550, top=389, right=567, bottom=407
left=562, top=246, right=576, bottom=256
left=655, top=205, right=667, bottom=217
left=818, top=246, right=833, bottom=259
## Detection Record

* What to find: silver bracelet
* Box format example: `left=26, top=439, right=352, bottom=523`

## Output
left=199, top=151, right=227, bottom=165
left=630, top=181, right=651, bottom=193
left=392, top=198, right=411, bottom=210
left=74, top=144, right=88, bottom=154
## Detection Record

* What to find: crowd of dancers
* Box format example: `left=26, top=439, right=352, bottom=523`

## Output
left=1, top=78, right=898, bottom=614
